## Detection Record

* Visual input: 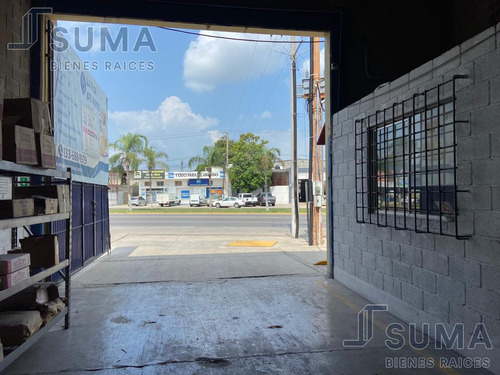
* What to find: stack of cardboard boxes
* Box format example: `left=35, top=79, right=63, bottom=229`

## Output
left=2, top=98, right=56, bottom=169
left=0, top=176, right=34, bottom=219
left=0, top=254, right=31, bottom=291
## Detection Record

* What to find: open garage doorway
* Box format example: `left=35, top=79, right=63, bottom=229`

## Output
left=42, top=15, right=332, bottom=279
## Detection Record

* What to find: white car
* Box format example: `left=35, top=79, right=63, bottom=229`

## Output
left=130, top=196, right=147, bottom=206
left=214, top=197, right=244, bottom=208
left=189, top=194, right=208, bottom=207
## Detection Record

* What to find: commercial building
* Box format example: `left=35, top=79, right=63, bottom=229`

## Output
left=133, top=169, right=225, bottom=203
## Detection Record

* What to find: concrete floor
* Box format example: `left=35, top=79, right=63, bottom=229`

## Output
left=3, top=225, right=493, bottom=374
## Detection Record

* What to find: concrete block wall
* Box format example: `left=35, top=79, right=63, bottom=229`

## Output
left=0, top=0, right=31, bottom=98
left=0, top=0, right=31, bottom=254
left=332, top=21, right=500, bottom=372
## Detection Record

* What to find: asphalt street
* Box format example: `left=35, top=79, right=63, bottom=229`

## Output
left=110, top=213, right=327, bottom=240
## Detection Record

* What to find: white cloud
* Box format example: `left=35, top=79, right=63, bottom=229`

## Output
left=183, top=32, right=288, bottom=92
left=258, top=110, right=272, bottom=120
left=109, top=96, right=219, bottom=169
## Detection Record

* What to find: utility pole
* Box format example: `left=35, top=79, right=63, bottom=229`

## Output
left=309, top=36, right=322, bottom=246
left=225, top=131, right=229, bottom=197
left=291, top=37, right=299, bottom=239
left=307, top=38, right=314, bottom=246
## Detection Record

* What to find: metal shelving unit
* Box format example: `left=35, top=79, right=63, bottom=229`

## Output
left=0, top=163, right=71, bottom=373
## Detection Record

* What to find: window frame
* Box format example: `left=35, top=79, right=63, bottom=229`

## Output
left=355, top=76, right=467, bottom=238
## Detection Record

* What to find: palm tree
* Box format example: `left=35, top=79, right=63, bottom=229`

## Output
left=109, top=133, right=147, bottom=211
left=188, top=145, right=225, bottom=209
left=143, top=145, right=169, bottom=206
left=260, top=147, right=281, bottom=211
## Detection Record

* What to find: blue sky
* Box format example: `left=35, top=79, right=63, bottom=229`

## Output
left=58, top=21, right=322, bottom=171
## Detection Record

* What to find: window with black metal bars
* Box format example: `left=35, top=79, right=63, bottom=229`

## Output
left=355, top=76, right=468, bottom=239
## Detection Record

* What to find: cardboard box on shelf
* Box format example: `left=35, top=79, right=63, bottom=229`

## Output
left=14, top=185, right=70, bottom=213
left=2, top=119, right=38, bottom=165
left=35, top=133, right=56, bottom=169
left=18, top=235, right=59, bottom=269
left=0, top=266, right=30, bottom=290
left=33, top=196, right=58, bottom=215
left=0, top=177, right=12, bottom=200
left=0, top=198, right=34, bottom=218
left=3, top=98, right=52, bottom=134
left=0, top=76, right=4, bottom=160
left=0, top=76, right=4, bottom=120
left=0, top=254, right=31, bottom=275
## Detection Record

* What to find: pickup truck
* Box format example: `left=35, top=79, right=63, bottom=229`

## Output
left=255, top=192, right=276, bottom=206
left=157, top=193, right=177, bottom=207
left=237, top=193, right=257, bottom=206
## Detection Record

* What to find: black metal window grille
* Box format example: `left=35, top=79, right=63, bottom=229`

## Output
left=355, top=76, right=467, bottom=238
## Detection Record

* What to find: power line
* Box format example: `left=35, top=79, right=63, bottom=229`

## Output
left=247, top=55, right=289, bottom=132
left=228, top=37, right=259, bottom=134
left=158, top=27, right=325, bottom=43
left=236, top=46, right=274, bottom=133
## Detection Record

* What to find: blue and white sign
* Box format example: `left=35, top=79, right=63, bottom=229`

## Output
left=53, top=44, right=108, bottom=185
left=167, top=171, right=224, bottom=179
left=181, top=190, right=190, bottom=199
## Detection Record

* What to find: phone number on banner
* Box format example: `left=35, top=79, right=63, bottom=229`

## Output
left=58, top=145, right=88, bottom=165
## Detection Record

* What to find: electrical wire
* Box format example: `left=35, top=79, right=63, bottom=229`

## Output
left=228, top=37, right=258, bottom=134
left=247, top=55, right=288, bottom=132
left=235, top=46, right=274, bottom=133
left=158, top=27, right=325, bottom=43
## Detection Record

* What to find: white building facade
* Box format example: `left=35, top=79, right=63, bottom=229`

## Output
left=134, top=169, right=225, bottom=204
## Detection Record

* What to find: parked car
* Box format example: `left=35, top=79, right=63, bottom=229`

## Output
left=237, top=193, right=257, bottom=206
left=214, top=197, right=244, bottom=208
left=256, top=192, right=276, bottom=206
left=130, top=196, right=147, bottom=206
left=210, top=194, right=224, bottom=207
left=189, top=194, right=208, bottom=207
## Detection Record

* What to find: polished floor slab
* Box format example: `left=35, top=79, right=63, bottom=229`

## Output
left=3, top=230, right=493, bottom=374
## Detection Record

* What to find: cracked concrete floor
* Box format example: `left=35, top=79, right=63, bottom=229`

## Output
left=3, top=230, right=492, bottom=375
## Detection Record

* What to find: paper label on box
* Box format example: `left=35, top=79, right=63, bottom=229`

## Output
left=40, top=134, right=56, bottom=168
left=0, top=177, right=12, bottom=200
left=15, top=126, right=37, bottom=164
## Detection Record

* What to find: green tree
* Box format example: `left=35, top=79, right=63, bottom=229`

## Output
left=229, top=133, right=276, bottom=193
left=143, top=145, right=169, bottom=206
left=188, top=145, right=225, bottom=208
left=214, top=134, right=235, bottom=196
left=260, top=146, right=281, bottom=210
left=109, top=133, right=147, bottom=211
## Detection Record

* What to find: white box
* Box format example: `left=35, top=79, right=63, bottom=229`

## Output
left=0, top=177, right=12, bottom=200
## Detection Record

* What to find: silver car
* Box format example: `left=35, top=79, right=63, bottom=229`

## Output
left=130, top=196, right=147, bottom=206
